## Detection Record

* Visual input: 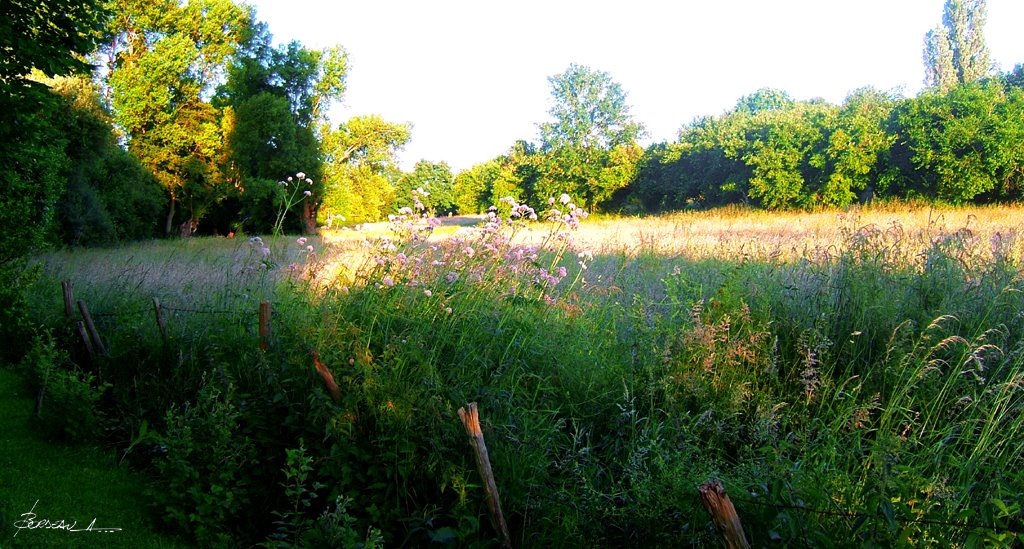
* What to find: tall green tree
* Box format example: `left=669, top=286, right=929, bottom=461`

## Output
left=216, top=22, right=347, bottom=234
left=924, top=0, right=991, bottom=90
left=101, top=0, right=252, bottom=235
left=320, top=115, right=411, bottom=224
left=537, top=64, right=645, bottom=209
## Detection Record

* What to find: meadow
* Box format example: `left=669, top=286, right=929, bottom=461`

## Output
left=9, top=200, right=1024, bottom=547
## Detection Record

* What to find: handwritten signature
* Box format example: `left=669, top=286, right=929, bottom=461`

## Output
left=12, top=500, right=122, bottom=537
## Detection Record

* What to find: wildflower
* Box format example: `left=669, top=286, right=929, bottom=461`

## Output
left=305, top=178, right=312, bottom=185
left=297, top=237, right=307, bottom=246
left=423, top=289, right=433, bottom=297
left=304, top=190, right=312, bottom=197
left=306, top=245, right=314, bottom=253
left=287, top=176, right=293, bottom=182
left=560, top=193, right=571, bottom=205
left=382, top=277, right=394, bottom=287
left=296, top=172, right=306, bottom=179
left=446, top=271, right=459, bottom=283
left=445, top=307, right=452, bottom=315
left=464, top=246, right=475, bottom=258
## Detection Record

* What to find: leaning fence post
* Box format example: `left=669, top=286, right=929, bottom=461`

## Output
left=77, top=300, right=108, bottom=356
left=312, top=352, right=342, bottom=403
left=457, top=402, right=512, bottom=549
left=259, top=301, right=271, bottom=351
left=76, top=321, right=96, bottom=362
left=152, top=297, right=168, bottom=341
left=699, top=480, right=750, bottom=549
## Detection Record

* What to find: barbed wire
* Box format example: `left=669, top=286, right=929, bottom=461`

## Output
left=85, top=304, right=261, bottom=318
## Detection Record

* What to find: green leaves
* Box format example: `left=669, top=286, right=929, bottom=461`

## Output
left=537, top=64, right=645, bottom=210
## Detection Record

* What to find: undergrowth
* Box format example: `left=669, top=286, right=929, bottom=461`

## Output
left=13, top=201, right=1024, bottom=547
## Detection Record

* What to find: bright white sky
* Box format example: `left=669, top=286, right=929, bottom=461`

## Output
left=244, top=0, right=1024, bottom=172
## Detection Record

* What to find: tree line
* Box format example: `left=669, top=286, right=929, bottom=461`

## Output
left=2, top=0, right=1022, bottom=257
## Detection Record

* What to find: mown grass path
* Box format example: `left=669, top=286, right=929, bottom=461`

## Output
left=0, top=368, right=189, bottom=548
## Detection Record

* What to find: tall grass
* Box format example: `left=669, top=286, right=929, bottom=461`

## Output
left=19, top=201, right=1024, bottom=547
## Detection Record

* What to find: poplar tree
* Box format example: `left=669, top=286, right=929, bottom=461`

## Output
left=923, top=0, right=991, bottom=90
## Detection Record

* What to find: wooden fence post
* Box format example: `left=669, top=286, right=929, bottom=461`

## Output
left=312, top=352, right=342, bottom=403
left=458, top=402, right=512, bottom=549
left=259, top=301, right=271, bottom=351
left=152, top=297, right=168, bottom=341
left=699, top=480, right=750, bottom=549
left=77, top=300, right=108, bottom=356
left=62, top=280, right=74, bottom=317
left=76, top=321, right=96, bottom=362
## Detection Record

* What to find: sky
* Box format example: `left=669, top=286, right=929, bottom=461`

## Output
left=244, top=0, right=1024, bottom=172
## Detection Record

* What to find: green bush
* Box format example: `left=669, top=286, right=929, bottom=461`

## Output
left=19, top=330, right=108, bottom=443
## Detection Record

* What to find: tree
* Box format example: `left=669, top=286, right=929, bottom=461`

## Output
left=101, top=0, right=253, bottom=235
left=0, top=0, right=107, bottom=95
left=537, top=64, right=645, bottom=210
left=822, top=87, right=897, bottom=206
left=320, top=115, right=411, bottom=223
left=924, top=0, right=991, bottom=90
left=47, top=75, right=164, bottom=245
left=453, top=160, right=500, bottom=214
left=0, top=0, right=108, bottom=363
left=215, top=23, right=346, bottom=234
left=396, top=161, right=456, bottom=215
left=892, top=81, right=1023, bottom=202
left=734, top=88, right=795, bottom=115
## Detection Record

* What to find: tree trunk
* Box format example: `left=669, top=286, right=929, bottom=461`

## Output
left=164, top=195, right=176, bottom=236
left=302, top=201, right=317, bottom=235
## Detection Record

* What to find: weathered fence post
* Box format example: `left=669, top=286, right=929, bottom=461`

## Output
left=62, top=280, right=74, bottom=317
left=77, top=300, right=108, bottom=356
left=75, top=321, right=96, bottom=362
left=312, top=352, right=342, bottom=403
left=152, top=297, right=168, bottom=341
left=699, top=480, right=750, bottom=549
left=458, top=402, right=512, bottom=549
left=259, top=301, right=271, bottom=351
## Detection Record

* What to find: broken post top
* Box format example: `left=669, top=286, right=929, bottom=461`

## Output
left=457, top=402, right=482, bottom=437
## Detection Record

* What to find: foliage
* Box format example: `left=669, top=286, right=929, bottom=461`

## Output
left=0, top=0, right=107, bottom=92
left=924, top=0, right=991, bottom=92
left=46, top=75, right=165, bottom=245
left=18, top=330, right=109, bottom=443
left=320, top=115, right=411, bottom=224
left=624, top=74, right=1023, bottom=212
left=396, top=160, right=456, bottom=215
left=890, top=80, right=1024, bottom=202
left=102, top=0, right=253, bottom=235
left=149, top=376, right=259, bottom=546
left=216, top=23, right=348, bottom=234
left=536, top=64, right=646, bottom=210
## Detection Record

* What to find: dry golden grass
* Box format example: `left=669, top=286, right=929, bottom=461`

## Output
left=569, top=203, right=1024, bottom=263
left=324, top=203, right=1023, bottom=263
